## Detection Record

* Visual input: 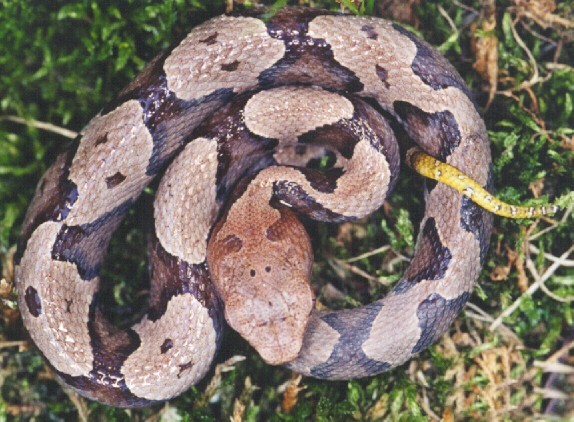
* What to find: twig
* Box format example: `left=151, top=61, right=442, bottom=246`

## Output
left=528, top=244, right=574, bottom=267
left=525, top=256, right=574, bottom=303
left=0, top=340, right=28, bottom=350
left=63, top=387, right=90, bottom=422
left=329, top=257, right=395, bottom=286
left=534, top=360, right=574, bottom=374
left=489, top=245, right=574, bottom=331
left=465, top=302, right=522, bottom=345
left=510, top=16, right=539, bottom=86
left=0, top=115, right=78, bottom=139
left=438, top=5, right=459, bottom=35
left=452, top=0, right=478, bottom=15
left=419, top=388, right=441, bottom=421
left=497, top=16, right=554, bottom=98
left=545, top=62, right=574, bottom=71
left=529, top=205, right=572, bottom=241
left=344, top=245, right=390, bottom=263
left=519, top=20, right=557, bottom=46
left=513, top=4, right=574, bottom=29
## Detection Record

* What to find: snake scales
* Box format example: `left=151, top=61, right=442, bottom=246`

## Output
left=15, top=7, right=494, bottom=407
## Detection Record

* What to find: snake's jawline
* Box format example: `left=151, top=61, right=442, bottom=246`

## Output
left=271, top=181, right=351, bottom=223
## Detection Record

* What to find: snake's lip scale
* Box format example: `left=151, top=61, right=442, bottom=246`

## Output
left=15, top=6, right=491, bottom=408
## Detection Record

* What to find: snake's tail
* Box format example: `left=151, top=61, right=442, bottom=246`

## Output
left=406, top=147, right=559, bottom=219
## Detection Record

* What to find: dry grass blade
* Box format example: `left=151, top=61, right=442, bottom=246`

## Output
left=280, top=373, right=304, bottom=413
left=513, top=0, right=574, bottom=29
left=196, top=355, right=246, bottom=409
left=471, top=0, right=498, bottom=108
left=490, top=245, right=574, bottom=331
left=0, top=115, right=78, bottom=139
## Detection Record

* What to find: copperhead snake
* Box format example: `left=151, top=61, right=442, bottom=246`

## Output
left=15, top=6, right=502, bottom=407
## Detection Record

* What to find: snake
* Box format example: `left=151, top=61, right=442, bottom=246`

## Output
left=15, top=6, right=502, bottom=408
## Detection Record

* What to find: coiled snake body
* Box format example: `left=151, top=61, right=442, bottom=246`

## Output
left=15, top=7, right=493, bottom=407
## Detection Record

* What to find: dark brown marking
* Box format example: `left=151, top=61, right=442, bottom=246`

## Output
left=258, top=44, right=364, bottom=93
left=393, top=101, right=461, bottom=160
left=160, top=338, right=173, bottom=354
left=65, top=298, right=73, bottom=313
left=220, top=234, right=243, bottom=254
left=100, top=48, right=172, bottom=119
left=56, top=370, right=155, bottom=408
left=395, top=217, right=452, bottom=293
left=199, top=32, right=218, bottom=45
left=296, top=167, right=342, bottom=194
left=391, top=23, right=477, bottom=111
left=52, top=201, right=133, bottom=280
left=375, top=64, right=390, bottom=89
left=144, top=85, right=234, bottom=175
left=148, top=235, right=222, bottom=325
left=15, top=148, right=79, bottom=265
left=265, top=7, right=329, bottom=37
left=45, top=280, right=153, bottom=407
left=361, top=25, right=378, bottom=40
left=221, top=60, right=240, bottom=72
left=100, top=46, right=235, bottom=176
left=105, top=172, right=127, bottom=189
left=261, top=8, right=363, bottom=93
left=54, top=304, right=153, bottom=407
left=25, top=286, right=42, bottom=317
left=294, top=144, right=307, bottom=155
left=191, top=91, right=278, bottom=200
left=272, top=181, right=350, bottom=223
left=412, top=292, right=471, bottom=353
left=425, top=179, right=438, bottom=194
left=250, top=269, right=256, bottom=277
left=308, top=301, right=391, bottom=378
left=460, top=195, right=492, bottom=265
left=89, top=306, right=141, bottom=376
left=94, top=133, right=109, bottom=146
left=177, top=360, right=194, bottom=378
left=265, top=266, right=271, bottom=273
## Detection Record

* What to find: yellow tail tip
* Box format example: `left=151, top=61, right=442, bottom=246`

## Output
left=406, top=147, right=560, bottom=219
